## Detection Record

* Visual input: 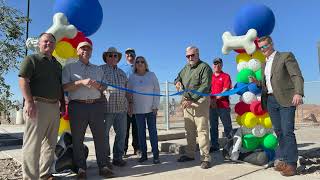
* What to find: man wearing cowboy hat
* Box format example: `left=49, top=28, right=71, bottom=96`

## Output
left=62, top=40, right=114, bottom=179
left=100, top=47, right=129, bottom=167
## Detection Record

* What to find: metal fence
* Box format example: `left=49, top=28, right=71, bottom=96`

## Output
left=157, top=81, right=320, bottom=130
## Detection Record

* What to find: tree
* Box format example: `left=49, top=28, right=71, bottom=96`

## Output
left=0, top=0, right=27, bottom=119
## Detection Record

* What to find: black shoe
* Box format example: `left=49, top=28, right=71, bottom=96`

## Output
left=209, top=147, right=220, bottom=153
left=138, top=156, right=148, bottom=163
left=106, top=160, right=113, bottom=170
left=177, top=155, right=195, bottom=162
left=112, top=159, right=126, bottom=167
left=123, top=152, right=129, bottom=158
left=153, top=158, right=160, bottom=164
left=200, top=161, right=211, bottom=169
left=99, top=166, right=114, bottom=178
left=77, top=168, right=87, bottom=180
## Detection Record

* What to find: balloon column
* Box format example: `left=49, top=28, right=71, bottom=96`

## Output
left=221, top=3, right=278, bottom=161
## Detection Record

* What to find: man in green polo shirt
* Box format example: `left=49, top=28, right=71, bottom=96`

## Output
left=174, top=46, right=212, bottom=169
left=19, top=33, right=64, bottom=180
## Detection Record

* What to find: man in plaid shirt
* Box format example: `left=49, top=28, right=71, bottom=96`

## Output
left=100, top=47, right=129, bottom=167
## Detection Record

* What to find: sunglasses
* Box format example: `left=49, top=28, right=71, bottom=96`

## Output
left=213, top=62, right=221, bottom=65
left=186, top=54, right=195, bottom=58
left=259, top=44, right=271, bottom=50
left=127, top=53, right=135, bottom=57
left=136, top=61, right=145, bottom=64
left=108, top=54, right=118, bottom=58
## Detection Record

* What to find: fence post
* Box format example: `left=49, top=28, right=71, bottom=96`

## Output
left=165, top=80, right=170, bottom=130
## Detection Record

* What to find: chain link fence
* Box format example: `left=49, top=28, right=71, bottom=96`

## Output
left=157, top=81, right=320, bottom=130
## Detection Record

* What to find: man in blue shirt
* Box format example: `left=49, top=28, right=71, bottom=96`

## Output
left=119, top=48, right=140, bottom=157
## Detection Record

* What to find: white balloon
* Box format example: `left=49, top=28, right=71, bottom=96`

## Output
left=241, top=91, right=257, bottom=104
left=26, top=37, right=39, bottom=52
left=46, top=13, right=77, bottom=42
left=237, top=61, right=248, bottom=72
left=252, top=125, right=266, bottom=137
left=247, top=59, right=261, bottom=72
left=221, top=29, right=257, bottom=55
left=241, top=126, right=252, bottom=135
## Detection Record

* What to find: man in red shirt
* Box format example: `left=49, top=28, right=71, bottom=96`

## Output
left=209, top=58, right=233, bottom=152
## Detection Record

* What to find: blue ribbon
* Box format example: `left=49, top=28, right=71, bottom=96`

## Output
left=99, top=81, right=249, bottom=97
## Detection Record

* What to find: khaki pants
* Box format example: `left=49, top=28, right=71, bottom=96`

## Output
left=183, top=97, right=211, bottom=162
left=22, top=101, right=60, bottom=180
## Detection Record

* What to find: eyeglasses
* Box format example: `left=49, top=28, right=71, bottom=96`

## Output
left=259, top=44, right=271, bottom=50
left=136, top=61, right=145, bottom=64
left=186, top=54, right=195, bottom=58
left=108, top=54, right=118, bottom=58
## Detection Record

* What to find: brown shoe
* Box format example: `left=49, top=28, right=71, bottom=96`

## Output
left=280, top=164, right=297, bottom=177
left=77, top=168, right=87, bottom=180
left=274, top=161, right=286, bottom=171
left=200, top=161, right=211, bottom=169
left=42, top=174, right=57, bottom=180
left=99, top=166, right=115, bottom=178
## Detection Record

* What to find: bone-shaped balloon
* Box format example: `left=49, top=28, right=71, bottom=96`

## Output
left=26, top=37, right=40, bottom=52
left=222, top=29, right=257, bottom=55
left=46, top=12, right=77, bottom=42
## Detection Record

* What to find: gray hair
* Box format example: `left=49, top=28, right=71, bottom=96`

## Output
left=258, top=36, right=273, bottom=44
left=186, top=46, right=199, bottom=54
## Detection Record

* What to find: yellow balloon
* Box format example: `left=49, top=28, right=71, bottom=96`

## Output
left=252, top=50, right=266, bottom=63
left=236, top=53, right=251, bottom=64
left=236, top=115, right=242, bottom=126
left=261, top=116, right=273, bottom=129
left=53, top=41, right=76, bottom=59
left=241, top=112, right=258, bottom=128
left=58, top=117, right=71, bottom=136
left=257, top=113, right=268, bottom=124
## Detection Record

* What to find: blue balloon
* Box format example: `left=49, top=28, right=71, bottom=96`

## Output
left=235, top=82, right=249, bottom=95
left=248, top=83, right=261, bottom=95
left=234, top=3, right=275, bottom=37
left=54, top=0, right=103, bottom=36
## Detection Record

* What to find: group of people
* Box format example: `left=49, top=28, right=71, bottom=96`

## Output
left=19, top=32, right=304, bottom=179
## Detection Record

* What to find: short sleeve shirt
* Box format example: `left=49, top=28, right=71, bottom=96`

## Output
left=18, top=53, right=62, bottom=100
left=62, top=60, right=104, bottom=100
left=211, top=71, right=232, bottom=108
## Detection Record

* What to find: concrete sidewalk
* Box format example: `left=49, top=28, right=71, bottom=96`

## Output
left=0, top=124, right=319, bottom=179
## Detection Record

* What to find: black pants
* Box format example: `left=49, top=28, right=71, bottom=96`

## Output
left=68, top=101, right=107, bottom=170
left=124, top=114, right=139, bottom=152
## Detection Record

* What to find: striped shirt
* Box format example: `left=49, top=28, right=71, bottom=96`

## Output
left=100, top=64, right=128, bottom=113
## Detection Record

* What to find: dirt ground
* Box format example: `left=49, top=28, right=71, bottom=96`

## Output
left=0, top=158, right=22, bottom=180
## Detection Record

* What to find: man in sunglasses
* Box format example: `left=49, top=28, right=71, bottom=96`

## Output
left=118, top=48, right=140, bottom=158
left=250, top=36, right=304, bottom=177
left=209, top=58, right=233, bottom=153
left=101, top=47, right=129, bottom=167
left=174, top=46, right=212, bottom=169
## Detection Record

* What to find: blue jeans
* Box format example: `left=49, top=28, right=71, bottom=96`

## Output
left=135, top=112, right=159, bottom=159
left=104, top=112, right=127, bottom=161
left=209, top=108, right=233, bottom=148
left=267, top=95, right=298, bottom=166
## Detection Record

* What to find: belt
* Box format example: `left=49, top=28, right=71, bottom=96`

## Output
left=268, top=93, right=274, bottom=96
left=72, top=99, right=102, bottom=104
left=33, top=96, right=58, bottom=104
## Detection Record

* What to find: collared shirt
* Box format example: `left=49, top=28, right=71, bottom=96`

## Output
left=118, top=61, right=134, bottom=78
left=174, top=60, right=212, bottom=102
left=18, top=53, right=62, bottom=100
left=62, top=60, right=104, bottom=100
left=100, top=64, right=128, bottom=113
left=264, top=51, right=277, bottom=94
left=211, top=71, right=232, bottom=108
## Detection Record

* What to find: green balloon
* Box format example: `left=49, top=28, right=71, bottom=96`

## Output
left=255, top=69, right=262, bottom=81
left=237, top=68, right=256, bottom=83
left=262, top=134, right=278, bottom=150
left=242, top=134, right=260, bottom=151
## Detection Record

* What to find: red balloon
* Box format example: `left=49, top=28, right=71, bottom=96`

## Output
left=234, top=38, right=259, bottom=54
left=235, top=101, right=250, bottom=115
left=250, top=100, right=266, bottom=115
left=61, top=31, right=86, bottom=48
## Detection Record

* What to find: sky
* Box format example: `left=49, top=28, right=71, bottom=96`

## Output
left=5, top=0, right=320, bottom=104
